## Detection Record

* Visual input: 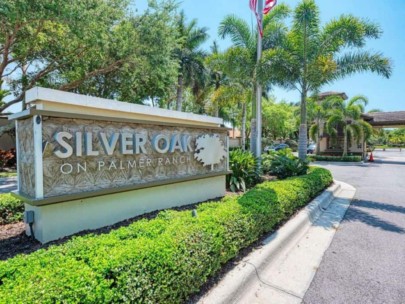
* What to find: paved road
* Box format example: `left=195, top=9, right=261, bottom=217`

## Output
left=0, top=177, right=17, bottom=194
left=303, top=149, right=405, bottom=304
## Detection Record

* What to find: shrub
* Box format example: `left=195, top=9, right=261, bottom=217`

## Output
left=0, top=149, right=15, bottom=171
left=227, top=149, right=258, bottom=192
left=311, top=155, right=362, bottom=162
left=0, top=168, right=332, bottom=303
left=261, top=152, right=275, bottom=174
left=268, top=149, right=309, bottom=179
left=285, top=139, right=298, bottom=151
left=0, top=194, right=24, bottom=225
left=262, top=149, right=295, bottom=175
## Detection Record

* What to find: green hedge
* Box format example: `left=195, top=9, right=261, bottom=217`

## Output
left=311, top=155, right=362, bottom=162
left=0, top=194, right=24, bottom=225
left=0, top=167, right=332, bottom=303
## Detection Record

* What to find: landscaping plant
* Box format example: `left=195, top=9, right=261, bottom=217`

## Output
left=0, top=194, right=23, bottom=225
left=227, top=149, right=258, bottom=192
left=269, top=149, right=309, bottom=179
left=0, top=168, right=332, bottom=303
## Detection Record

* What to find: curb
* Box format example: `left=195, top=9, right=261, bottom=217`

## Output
left=198, top=181, right=351, bottom=304
left=0, top=177, right=17, bottom=182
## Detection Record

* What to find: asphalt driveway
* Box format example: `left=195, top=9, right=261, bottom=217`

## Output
left=303, top=149, right=405, bottom=304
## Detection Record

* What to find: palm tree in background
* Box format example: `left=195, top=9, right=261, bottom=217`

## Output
left=308, top=96, right=331, bottom=155
left=174, top=11, right=209, bottom=111
left=326, top=95, right=373, bottom=156
left=259, top=0, right=392, bottom=160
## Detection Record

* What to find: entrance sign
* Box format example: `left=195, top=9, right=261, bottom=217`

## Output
left=37, top=117, right=227, bottom=198
left=11, top=87, right=229, bottom=243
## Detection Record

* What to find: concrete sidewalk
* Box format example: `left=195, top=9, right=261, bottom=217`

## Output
left=0, top=177, right=17, bottom=194
left=198, top=181, right=355, bottom=304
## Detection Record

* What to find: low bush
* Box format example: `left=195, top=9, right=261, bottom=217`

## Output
left=227, top=149, right=258, bottom=192
left=0, top=167, right=332, bottom=303
left=266, top=149, right=309, bottom=179
left=311, top=155, right=362, bottom=162
left=0, top=194, right=24, bottom=225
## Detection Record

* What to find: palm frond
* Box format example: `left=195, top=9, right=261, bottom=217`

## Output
left=320, top=15, right=381, bottom=55
left=348, top=95, right=368, bottom=111
left=309, top=124, right=318, bottom=142
left=334, top=51, right=392, bottom=80
left=218, top=15, right=254, bottom=50
left=293, top=0, right=320, bottom=38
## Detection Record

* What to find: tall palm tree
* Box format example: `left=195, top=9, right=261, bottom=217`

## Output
left=203, top=41, right=229, bottom=117
left=218, top=4, right=289, bottom=151
left=259, top=0, right=392, bottom=159
left=174, top=11, right=209, bottom=112
left=326, top=95, right=373, bottom=156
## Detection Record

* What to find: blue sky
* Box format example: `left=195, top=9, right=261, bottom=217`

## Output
left=138, top=0, right=405, bottom=112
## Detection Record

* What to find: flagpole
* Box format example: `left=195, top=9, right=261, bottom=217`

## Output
left=255, top=0, right=263, bottom=161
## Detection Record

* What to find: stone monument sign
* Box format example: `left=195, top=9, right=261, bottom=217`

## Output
left=11, top=87, right=229, bottom=243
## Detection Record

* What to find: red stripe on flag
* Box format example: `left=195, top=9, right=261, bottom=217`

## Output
left=263, top=0, right=277, bottom=14
left=249, top=0, right=263, bottom=37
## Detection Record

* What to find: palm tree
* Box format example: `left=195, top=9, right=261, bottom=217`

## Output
left=174, top=11, right=209, bottom=112
left=308, top=93, right=343, bottom=154
left=308, top=97, right=330, bottom=155
left=325, top=95, right=373, bottom=156
left=259, top=0, right=392, bottom=159
left=218, top=4, right=289, bottom=151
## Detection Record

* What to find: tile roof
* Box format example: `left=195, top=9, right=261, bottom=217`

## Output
left=362, top=111, right=405, bottom=126
left=318, top=91, right=348, bottom=100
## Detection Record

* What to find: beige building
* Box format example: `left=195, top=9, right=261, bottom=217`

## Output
left=315, top=92, right=365, bottom=156
left=315, top=92, right=405, bottom=156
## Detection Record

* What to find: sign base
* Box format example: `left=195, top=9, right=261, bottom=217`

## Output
left=25, top=175, right=225, bottom=243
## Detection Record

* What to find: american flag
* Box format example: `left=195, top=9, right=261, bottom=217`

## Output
left=250, top=0, right=277, bottom=37
left=263, top=0, right=277, bottom=15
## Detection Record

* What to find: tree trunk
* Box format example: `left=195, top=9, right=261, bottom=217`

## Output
left=316, top=118, right=321, bottom=155
left=298, top=91, right=308, bottom=160
left=362, top=133, right=366, bottom=160
left=176, top=75, right=183, bottom=112
left=21, top=63, right=28, bottom=110
left=343, top=126, right=348, bottom=156
left=250, top=84, right=257, bottom=155
left=241, top=102, right=247, bottom=151
left=214, top=104, right=219, bottom=117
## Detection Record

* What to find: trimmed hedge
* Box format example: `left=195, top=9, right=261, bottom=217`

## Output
left=0, top=167, right=332, bottom=303
left=311, top=155, right=362, bottom=162
left=0, top=194, right=24, bottom=225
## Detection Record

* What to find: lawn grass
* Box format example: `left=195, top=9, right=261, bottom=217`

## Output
left=0, top=171, right=17, bottom=178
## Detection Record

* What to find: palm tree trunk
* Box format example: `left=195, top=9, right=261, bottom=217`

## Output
left=298, top=91, right=308, bottom=160
left=214, top=104, right=219, bottom=117
left=343, top=126, right=348, bottom=156
left=316, top=118, right=321, bottom=155
left=250, top=84, right=257, bottom=155
left=362, top=133, right=366, bottom=160
left=176, top=75, right=183, bottom=112
left=241, top=102, right=247, bottom=151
